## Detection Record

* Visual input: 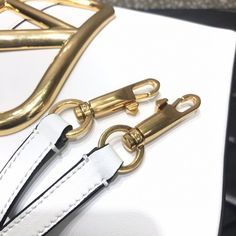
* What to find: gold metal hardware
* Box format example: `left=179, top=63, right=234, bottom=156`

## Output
left=0, top=0, right=115, bottom=136
left=98, top=125, right=145, bottom=174
left=123, top=94, right=201, bottom=151
left=49, top=79, right=160, bottom=139
left=98, top=94, right=201, bottom=174
left=49, top=99, right=94, bottom=139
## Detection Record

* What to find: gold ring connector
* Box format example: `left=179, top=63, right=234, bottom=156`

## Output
left=49, top=99, right=93, bottom=139
left=98, top=125, right=145, bottom=174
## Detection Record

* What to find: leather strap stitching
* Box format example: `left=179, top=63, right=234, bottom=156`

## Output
left=0, top=141, right=53, bottom=219
left=37, top=180, right=103, bottom=235
left=0, top=131, right=38, bottom=181
left=1, top=158, right=91, bottom=234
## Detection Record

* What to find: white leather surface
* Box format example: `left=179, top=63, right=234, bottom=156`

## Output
left=0, top=114, right=69, bottom=225
left=0, top=145, right=122, bottom=236
left=0, top=3, right=236, bottom=236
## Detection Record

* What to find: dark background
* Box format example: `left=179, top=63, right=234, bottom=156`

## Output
left=102, top=0, right=236, bottom=9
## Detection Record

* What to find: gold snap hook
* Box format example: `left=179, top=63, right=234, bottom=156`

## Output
left=123, top=94, right=201, bottom=152
left=49, top=79, right=160, bottom=139
left=89, top=78, right=160, bottom=118
left=97, top=94, right=201, bottom=174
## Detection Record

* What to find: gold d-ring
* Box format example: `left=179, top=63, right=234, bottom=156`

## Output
left=98, top=125, right=145, bottom=174
left=49, top=99, right=93, bottom=139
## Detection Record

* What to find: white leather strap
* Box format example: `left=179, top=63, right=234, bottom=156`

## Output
left=0, top=145, right=122, bottom=236
left=0, top=114, right=71, bottom=227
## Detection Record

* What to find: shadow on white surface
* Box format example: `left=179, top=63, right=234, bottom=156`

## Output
left=48, top=209, right=160, bottom=236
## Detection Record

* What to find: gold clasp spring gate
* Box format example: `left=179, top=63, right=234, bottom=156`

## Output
left=98, top=94, right=201, bottom=174
left=49, top=79, right=160, bottom=139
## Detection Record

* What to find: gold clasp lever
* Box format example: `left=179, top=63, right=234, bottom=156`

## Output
left=98, top=94, right=201, bottom=174
left=49, top=79, right=160, bottom=139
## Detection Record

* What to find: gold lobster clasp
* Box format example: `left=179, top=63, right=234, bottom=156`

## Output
left=49, top=79, right=160, bottom=139
left=122, top=94, right=201, bottom=151
left=98, top=94, right=201, bottom=174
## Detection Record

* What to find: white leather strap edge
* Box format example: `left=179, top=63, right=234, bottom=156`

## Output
left=0, top=145, right=122, bottom=236
left=0, top=114, right=70, bottom=225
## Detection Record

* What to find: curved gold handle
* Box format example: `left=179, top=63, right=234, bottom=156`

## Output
left=0, top=0, right=115, bottom=136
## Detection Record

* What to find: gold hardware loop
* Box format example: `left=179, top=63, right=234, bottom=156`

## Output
left=98, top=125, right=145, bottom=174
left=171, top=94, right=201, bottom=115
left=49, top=99, right=93, bottom=139
left=132, top=78, right=160, bottom=102
left=0, top=0, right=115, bottom=136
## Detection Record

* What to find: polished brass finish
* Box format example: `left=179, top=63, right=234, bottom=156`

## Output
left=98, top=94, right=201, bottom=174
left=123, top=94, right=201, bottom=152
left=75, top=78, right=160, bottom=119
left=98, top=125, right=145, bottom=174
left=0, top=0, right=115, bottom=136
left=49, top=79, right=160, bottom=139
left=49, top=99, right=94, bottom=139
